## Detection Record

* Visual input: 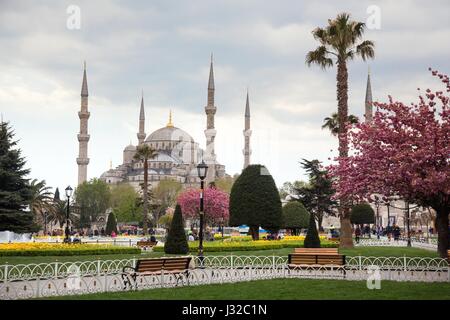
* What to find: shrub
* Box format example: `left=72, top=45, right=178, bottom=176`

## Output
left=282, top=202, right=309, bottom=235
left=350, top=203, right=375, bottom=224
left=229, top=164, right=282, bottom=239
left=304, top=213, right=321, bottom=248
left=105, top=211, right=118, bottom=236
left=164, top=204, right=189, bottom=254
left=153, top=239, right=338, bottom=253
left=0, top=243, right=140, bottom=257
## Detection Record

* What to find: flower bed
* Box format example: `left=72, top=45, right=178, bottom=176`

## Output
left=0, top=243, right=141, bottom=257
left=153, top=239, right=339, bottom=253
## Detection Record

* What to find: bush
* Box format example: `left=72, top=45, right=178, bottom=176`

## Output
left=105, top=211, right=118, bottom=236
left=153, top=239, right=338, bottom=253
left=282, top=202, right=309, bottom=234
left=350, top=203, right=375, bottom=224
left=229, top=164, right=282, bottom=239
left=304, top=213, right=321, bottom=248
left=164, top=204, right=189, bottom=254
left=0, top=243, right=140, bottom=257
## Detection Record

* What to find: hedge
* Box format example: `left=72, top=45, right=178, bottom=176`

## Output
left=153, top=240, right=338, bottom=253
left=0, top=243, right=141, bottom=257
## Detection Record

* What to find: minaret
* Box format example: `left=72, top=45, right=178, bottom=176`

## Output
left=243, top=90, right=252, bottom=169
left=137, top=91, right=146, bottom=145
left=204, top=54, right=217, bottom=183
left=77, top=62, right=90, bottom=186
left=365, top=68, right=373, bottom=123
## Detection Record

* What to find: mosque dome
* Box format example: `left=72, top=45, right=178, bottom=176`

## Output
left=124, top=144, right=136, bottom=151
left=145, top=126, right=194, bottom=143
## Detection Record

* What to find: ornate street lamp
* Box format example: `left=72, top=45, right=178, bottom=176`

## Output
left=64, top=186, right=73, bottom=243
left=196, top=161, right=208, bottom=261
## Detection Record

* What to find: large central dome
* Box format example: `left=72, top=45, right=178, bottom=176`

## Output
left=145, top=126, right=194, bottom=143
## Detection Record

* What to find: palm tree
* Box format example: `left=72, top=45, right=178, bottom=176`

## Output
left=306, top=12, right=375, bottom=248
left=29, top=179, right=54, bottom=228
left=322, top=112, right=359, bottom=136
left=133, top=144, right=158, bottom=235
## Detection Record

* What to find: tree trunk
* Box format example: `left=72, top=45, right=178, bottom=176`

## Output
left=336, top=58, right=353, bottom=248
left=435, top=208, right=449, bottom=258
left=142, top=159, right=148, bottom=235
left=248, top=225, right=259, bottom=240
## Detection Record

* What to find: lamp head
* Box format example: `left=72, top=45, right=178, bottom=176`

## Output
left=65, top=185, right=73, bottom=198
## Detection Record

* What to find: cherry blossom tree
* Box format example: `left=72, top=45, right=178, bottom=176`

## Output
left=177, top=187, right=229, bottom=226
left=328, top=69, right=450, bottom=258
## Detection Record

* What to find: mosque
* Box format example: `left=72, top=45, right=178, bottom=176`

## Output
left=75, top=58, right=252, bottom=190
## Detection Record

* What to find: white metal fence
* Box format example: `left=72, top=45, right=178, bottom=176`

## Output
left=0, top=255, right=449, bottom=300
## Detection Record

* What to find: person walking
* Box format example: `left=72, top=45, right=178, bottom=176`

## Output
left=354, top=227, right=361, bottom=244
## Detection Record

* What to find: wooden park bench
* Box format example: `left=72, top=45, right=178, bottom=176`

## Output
left=288, top=248, right=346, bottom=267
left=122, top=257, right=192, bottom=289
left=136, top=240, right=158, bottom=249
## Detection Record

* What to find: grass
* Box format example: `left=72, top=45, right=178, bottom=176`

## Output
left=44, top=278, right=450, bottom=300
left=0, top=246, right=438, bottom=266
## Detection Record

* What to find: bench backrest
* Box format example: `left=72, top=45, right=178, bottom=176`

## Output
left=137, top=241, right=157, bottom=246
left=136, top=257, right=191, bottom=273
left=294, top=248, right=339, bottom=255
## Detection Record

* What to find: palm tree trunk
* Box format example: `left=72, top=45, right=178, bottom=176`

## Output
left=143, top=158, right=149, bottom=235
left=336, top=58, right=353, bottom=248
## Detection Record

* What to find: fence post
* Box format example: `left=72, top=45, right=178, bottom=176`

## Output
left=4, top=264, right=8, bottom=282
left=104, top=273, right=107, bottom=292
left=403, top=256, right=407, bottom=272
left=230, top=256, right=234, bottom=269
left=36, top=276, right=40, bottom=298
left=129, top=239, right=132, bottom=247
left=161, top=269, right=164, bottom=288
left=272, top=255, right=275, bottom=270
left=55, top=261, right=59, bottom=278
left=359, top=256, right=362, bottom=271
left=132, top=257, right=137, bottom=268
left=97, top=260, right=101, bottom=276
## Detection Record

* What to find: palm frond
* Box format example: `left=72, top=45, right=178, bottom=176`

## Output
left=306, top=46, right=333, bottom=69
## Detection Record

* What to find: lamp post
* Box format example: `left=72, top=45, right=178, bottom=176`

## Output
left=405, top=201, right=411, bottom=247
left=64, top=186, right=73, bottom=243
left=43, top=211, right=48, bottom=236
left=196, top=161, right=208, bottom=262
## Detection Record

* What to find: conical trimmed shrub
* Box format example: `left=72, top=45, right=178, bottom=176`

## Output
left=164, top=204, right=189, bottom=254
left=105, top=211, right=118, bottom=236
left=304, top=212, right=321, bottom=248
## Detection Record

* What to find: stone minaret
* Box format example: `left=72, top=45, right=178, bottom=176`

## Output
left=243, top=90, right=252, bottom=169
left=137, top=92, right=146, bottom=145
left=77, top=62, right=90, bottom=185
left=365, top=68, right=373, bottom=123
left=204, top=54, right=217, bottom=183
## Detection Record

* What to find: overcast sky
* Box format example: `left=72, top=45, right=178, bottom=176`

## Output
left=1, top=0, right=449, bottom=193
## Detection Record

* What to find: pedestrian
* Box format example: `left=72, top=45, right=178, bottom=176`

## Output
left=355, top=227, right=361, bottom=243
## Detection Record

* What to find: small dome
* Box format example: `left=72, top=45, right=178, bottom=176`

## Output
left=145, top=126, right=193, bottom=143
left=124, top=144, right=136, bottom=151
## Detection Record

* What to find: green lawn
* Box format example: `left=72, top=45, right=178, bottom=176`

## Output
left=44, top=278, right=450, bottom=300
left=0, top=246, right=438, bottom=266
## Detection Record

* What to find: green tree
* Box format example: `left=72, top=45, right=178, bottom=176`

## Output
left=164, top=204, right=188, bottom=254
left=282, top=202, right=309, bottom=235
left=134, top=144, right=158, bottom=235
left=110, top=183, right=141, bottom=223
left=105, top=211, right=118, bottom=236
left=153, top=179, right=182, bottom=224
left=229, top=164, right=282, bottom=240
left=306, top=12, right=375, bottom=248
left=0, top=121, right=38, bottom=233
left=158, top=211, right=173, bottom=231
left=350, top=203, right=375, bottom=225
left=322, top=112, right=359, bottom=136
left=294, top=159, right=336, bottom=230
left=74, top=178, right=111, bottom=229
left=304, top=211, right=321, bottom=248
left=215, top=174, right=239, bottom=193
